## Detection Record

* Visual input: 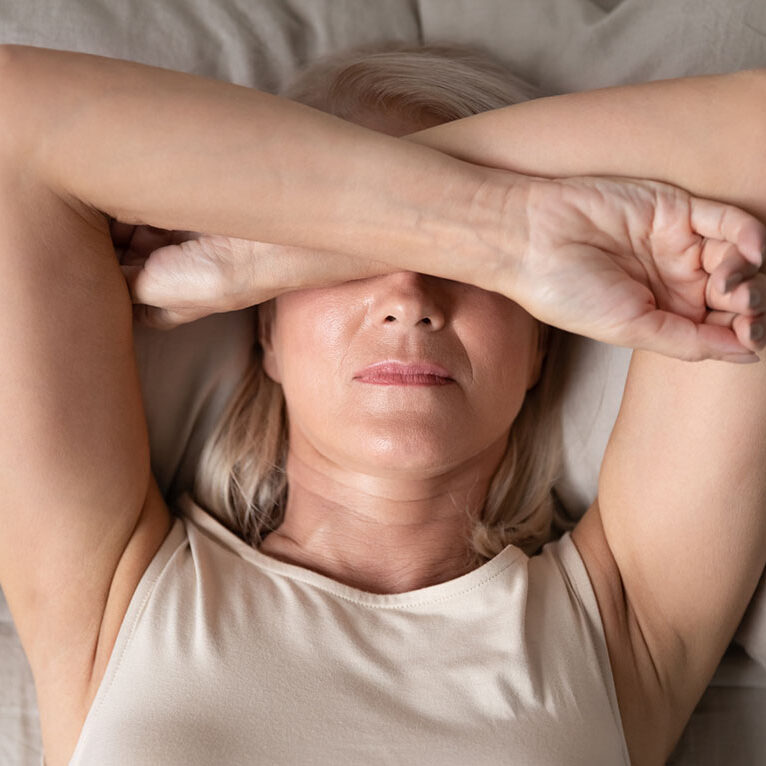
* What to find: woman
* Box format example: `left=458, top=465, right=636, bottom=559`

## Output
left=0, top=41, right=764, bottom=766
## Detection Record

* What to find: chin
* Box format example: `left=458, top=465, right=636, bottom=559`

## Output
left=344, top=425, right=469, bottom=477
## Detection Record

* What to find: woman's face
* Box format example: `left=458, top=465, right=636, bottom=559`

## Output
left=259, top=106, right=545, bottom=480
left=260, top=272, right=545, bottom=478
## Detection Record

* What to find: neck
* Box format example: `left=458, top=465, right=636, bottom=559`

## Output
left=258, top=437, right=508, bottom=594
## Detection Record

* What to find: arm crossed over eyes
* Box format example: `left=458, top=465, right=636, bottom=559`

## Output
left=408, top=70, right=766, bottom=764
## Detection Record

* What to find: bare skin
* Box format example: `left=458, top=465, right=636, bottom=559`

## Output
left=257, top=446, right=501, bottom=594
left=255, top=268, right=544, bottom=594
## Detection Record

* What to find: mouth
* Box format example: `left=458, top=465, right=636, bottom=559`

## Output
left=353, top=361, right=455, bottom=386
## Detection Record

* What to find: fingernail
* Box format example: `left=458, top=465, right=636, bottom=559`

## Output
left=750, top=290, right=762, bottom=309
left=750, top=322, right=764, bottom=341
left=724, top=273, right=744, bottom=293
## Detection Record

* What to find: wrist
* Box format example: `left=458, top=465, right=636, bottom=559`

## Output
left=448, top=165, right=533, bottom=298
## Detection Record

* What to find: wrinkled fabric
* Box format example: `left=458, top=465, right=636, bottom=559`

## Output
left=67, top=493, right=630, bottom=765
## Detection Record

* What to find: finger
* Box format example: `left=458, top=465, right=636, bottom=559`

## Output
left=732, top=310, right=766, bottom=353
left=703, top=309, right=737, bottom=328
left=705, top=270, right=766, bottom=314
left=699, top=240, right=761, bottom=288
left=626, top=308, right=760, bottom=363
left=704, top=309, right=766, bottom=349
left=689, top=197, right=766, bottom=267
left=710, top=246, right=762, bottom=294
left=703, top=307, right=766, bottom=353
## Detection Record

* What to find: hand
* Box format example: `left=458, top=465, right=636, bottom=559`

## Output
left=509, top=175, right=766, bottom=362
left=110, top=221, right=392, bottom=329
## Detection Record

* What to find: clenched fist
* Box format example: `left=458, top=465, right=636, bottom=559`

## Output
left=109, top=219, right=392, bottom=329
left=501, top=174, right=766, bottom=362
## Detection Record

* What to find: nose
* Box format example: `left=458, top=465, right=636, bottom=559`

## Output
left=372, top=271, right=446, bottom=331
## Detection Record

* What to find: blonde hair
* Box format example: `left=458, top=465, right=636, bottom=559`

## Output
left=193, top=41, right=576, bottom=564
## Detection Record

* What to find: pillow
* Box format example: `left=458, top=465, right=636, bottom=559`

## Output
left=0, top=0, right=763, bottom=669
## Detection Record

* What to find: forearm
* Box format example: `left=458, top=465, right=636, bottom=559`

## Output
left=0, top=44, right=519, bottom=291
left=406, top=69, right=766, bottom=222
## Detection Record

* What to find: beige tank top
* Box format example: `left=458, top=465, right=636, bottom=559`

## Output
left=62, top=492, right=629, bottom=765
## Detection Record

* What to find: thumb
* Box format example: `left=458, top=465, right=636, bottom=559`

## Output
left=627, top=309, right=759, bottom=363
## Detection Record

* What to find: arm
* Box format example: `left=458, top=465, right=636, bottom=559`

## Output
left=0, top=140, right=173, bottom=762
left=408, top=71, right=766, bottom=762
left=0, top=44, right=516, bottom=292
left=406, top=68, right=766, bottom=222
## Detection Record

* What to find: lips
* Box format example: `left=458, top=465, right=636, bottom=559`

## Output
left=353, top=361, right=454, bottom=386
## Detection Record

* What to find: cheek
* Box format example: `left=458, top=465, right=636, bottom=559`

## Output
left=271, top=293, right=355, bottom=420
left=274, top=290, right=350, bottom=362
left=462, top=304, right=538, bottom=427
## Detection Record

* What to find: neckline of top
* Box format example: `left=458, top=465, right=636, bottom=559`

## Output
left=174, top=492, right=527, bottom=609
